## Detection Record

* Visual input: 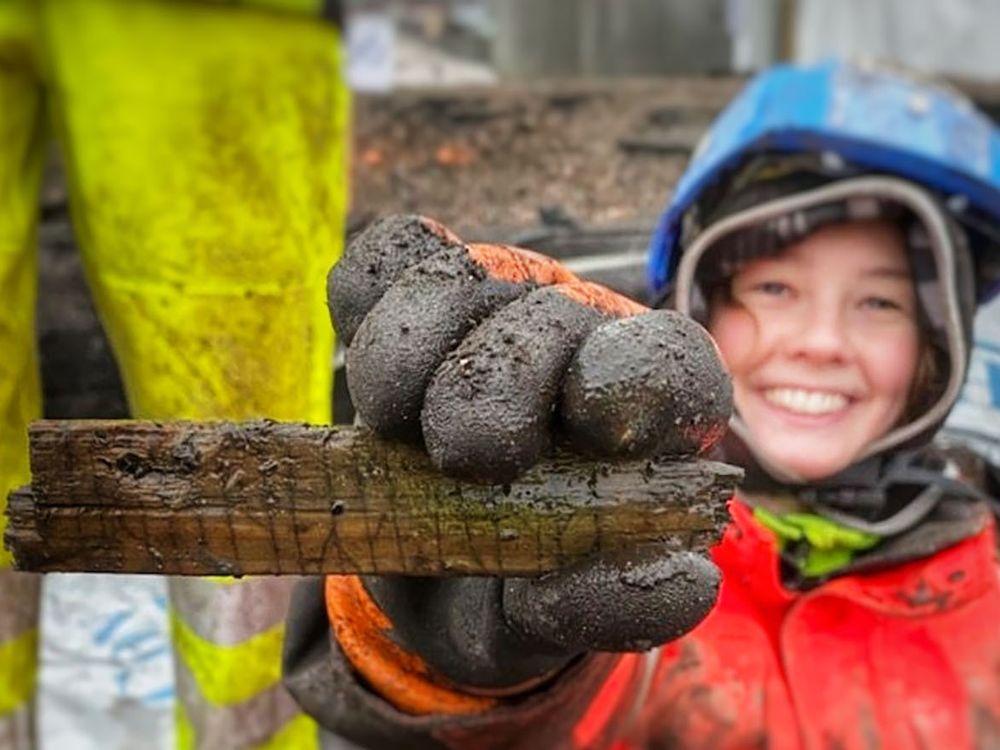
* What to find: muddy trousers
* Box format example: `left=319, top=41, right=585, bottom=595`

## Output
left=0, top=1, right=348, bottom=748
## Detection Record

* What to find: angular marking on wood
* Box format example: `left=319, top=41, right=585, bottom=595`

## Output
left=5, top=420, right=741, bottom=576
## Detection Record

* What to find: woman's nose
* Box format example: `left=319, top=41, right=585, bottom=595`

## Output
left=786, top=301, right=850, bottom=363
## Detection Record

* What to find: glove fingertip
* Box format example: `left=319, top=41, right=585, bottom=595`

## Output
left=422, top=285, right=608, bottom=484
left=561, top=311, right=732, bottom=459
left=328, top=214, right=465, bottom=346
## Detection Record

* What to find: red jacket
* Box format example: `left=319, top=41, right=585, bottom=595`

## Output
left=575, top=500, right=1000, bottom=750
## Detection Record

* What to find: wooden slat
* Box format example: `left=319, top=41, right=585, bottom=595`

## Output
left=5, top=420, right=740, bottom=576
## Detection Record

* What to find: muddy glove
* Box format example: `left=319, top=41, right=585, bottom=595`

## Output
left=305, top=215, right=731, bottom=701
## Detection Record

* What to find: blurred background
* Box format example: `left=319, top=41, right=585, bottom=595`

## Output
left=34, top=1, right=1000, bottom=747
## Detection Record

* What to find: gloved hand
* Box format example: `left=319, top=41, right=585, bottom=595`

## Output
left=322, top=214, right=732, bottom=695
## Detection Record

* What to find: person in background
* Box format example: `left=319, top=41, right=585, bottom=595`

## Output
left=284, top=60, right=1000, bottom=748
left=0, top=1, right=348, bottom=748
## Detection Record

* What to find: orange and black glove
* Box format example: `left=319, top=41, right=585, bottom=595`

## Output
left=292, top=215, right=732, bottom=717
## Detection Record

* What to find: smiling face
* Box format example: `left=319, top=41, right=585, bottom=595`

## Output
left=707, top=220, right=921, bottom=480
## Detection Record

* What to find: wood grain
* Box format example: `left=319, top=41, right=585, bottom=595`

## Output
left=5, top=420, right=741, bottom=576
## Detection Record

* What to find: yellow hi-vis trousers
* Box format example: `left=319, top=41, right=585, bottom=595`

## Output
left=0, top=1, right=349, bottom=748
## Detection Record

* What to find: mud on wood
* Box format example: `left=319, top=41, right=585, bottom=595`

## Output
left=5, top=420, right=741, bottom=577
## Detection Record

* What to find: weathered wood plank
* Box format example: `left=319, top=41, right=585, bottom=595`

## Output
left=5, top=420, right=741, bottom=576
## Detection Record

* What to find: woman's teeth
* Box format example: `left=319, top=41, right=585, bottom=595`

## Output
left=763, top=388, right=849, bottom=415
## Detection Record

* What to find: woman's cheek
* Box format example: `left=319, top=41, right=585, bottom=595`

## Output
left=708, top=307, right=759, bottom=373
left=857, top=326, right=921, bottom=436
left=863, top=328, right=921, bottom=398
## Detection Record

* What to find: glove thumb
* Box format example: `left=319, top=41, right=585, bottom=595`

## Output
left=503, top=546, right=720, bottom=653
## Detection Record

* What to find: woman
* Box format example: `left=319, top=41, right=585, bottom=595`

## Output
left=284, top=60, right=1000, bottom=749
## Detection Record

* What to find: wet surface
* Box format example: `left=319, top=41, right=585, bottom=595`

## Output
left=327, top=214, right=464, bottom=346
left=504, top=547, right=721, bottom=653
left=346, top=244, right=536, bottom=439
left=422, top=285, right=608, bottom=483
left=562, top=310, right=732, bottom=458
left=13, top=420, right=740, bottom=577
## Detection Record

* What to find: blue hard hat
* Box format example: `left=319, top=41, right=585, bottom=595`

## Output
left=647, top=59, right=1000, bottom=303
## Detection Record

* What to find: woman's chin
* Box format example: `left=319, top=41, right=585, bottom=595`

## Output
left=754, top=445, right=855, bottom=482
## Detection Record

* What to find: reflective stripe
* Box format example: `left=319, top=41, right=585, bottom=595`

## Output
left=177, top=703, right=320, bottom=750
left=174, top=673, right=318, bottom=750
left=168, top=575, right=303, bottom=747
left=168, top=577, right=298, bottom=646
left=169, top=577, right=300, bottom=747
left=0, top=628, right=38, bottom=716
left=171, top=610, right=284, bottom=707
left=176, top=700, right=195, bottom=750
left=257, top=713, right=320, bottom=750
left=0, top=700, right=34, bottom=750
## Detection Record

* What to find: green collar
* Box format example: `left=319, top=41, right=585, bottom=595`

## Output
left=753, top=506, right=881, bottom=578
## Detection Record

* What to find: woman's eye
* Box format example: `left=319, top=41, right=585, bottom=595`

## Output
left=753, top=281, right=789, bottom=296
left=860, top=296, right=902, bottom=311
